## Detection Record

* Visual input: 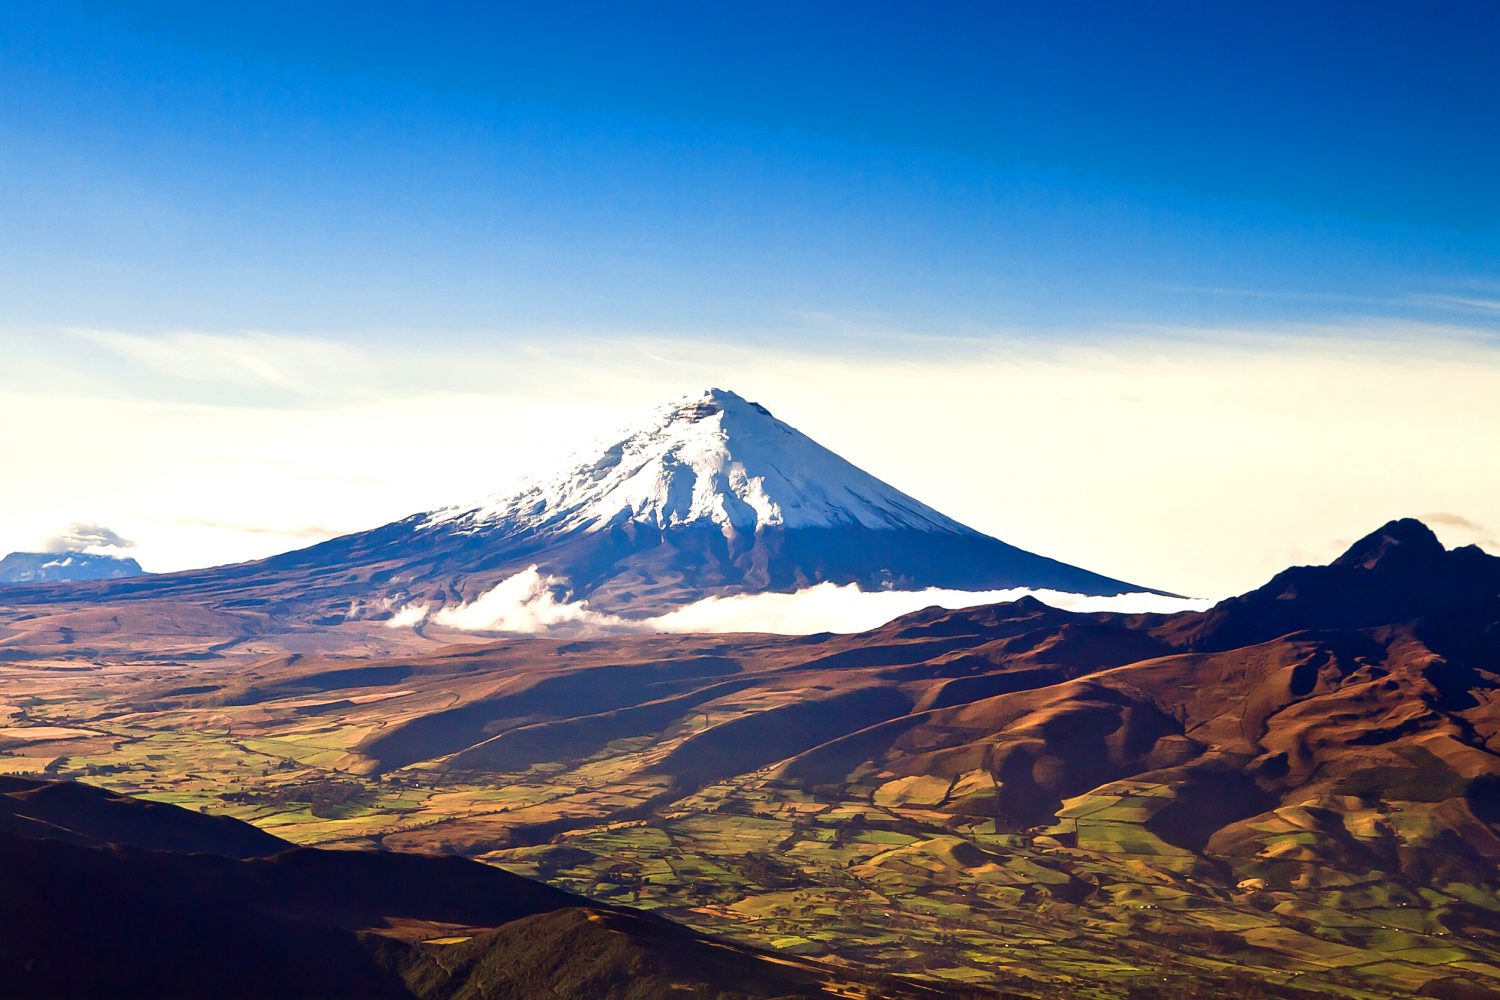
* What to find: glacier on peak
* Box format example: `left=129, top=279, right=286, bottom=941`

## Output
left=423, top=388, right=978, bottom=537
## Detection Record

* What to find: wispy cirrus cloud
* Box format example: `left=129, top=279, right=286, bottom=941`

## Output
left=1420, top=512, right=1498, bottom=551
left=167, top=518, right=342, bottom=539
left=1405, top=294, right=1500, bottom=316
left=73, top=328, right=375, bottom=396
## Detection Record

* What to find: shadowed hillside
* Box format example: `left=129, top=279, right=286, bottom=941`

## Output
left=0, top=776, right=982, bottom=1000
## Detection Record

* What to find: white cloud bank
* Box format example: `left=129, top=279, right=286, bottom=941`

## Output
left=41, top=522, right=135, bottom=553
left=649, top=583, right=1211, bottom=634
left=392, top=566, right=1212, bottom=637
left=429, top=567, right=618, bottom=632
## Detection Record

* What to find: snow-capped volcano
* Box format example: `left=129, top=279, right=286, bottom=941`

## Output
left=393, top=386, right=1161, bottom=611
left=427, top=388, right=975, bottom=537
left=3, top=388, right=1167, bottom=620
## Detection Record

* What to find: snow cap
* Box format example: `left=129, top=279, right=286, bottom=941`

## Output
left=426, top=388, right=978, bottom=537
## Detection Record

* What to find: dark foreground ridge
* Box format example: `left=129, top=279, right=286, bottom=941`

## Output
left=0, top=776, right=980, bottom=1000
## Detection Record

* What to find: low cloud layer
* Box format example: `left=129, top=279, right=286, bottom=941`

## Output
left=648, top=583, right=1211, bottom=634
left=42, top=522, right=134, bottom=553
left=390, top=567, right=1212, bottom=638
left=429, top=567, right=617, bottom=633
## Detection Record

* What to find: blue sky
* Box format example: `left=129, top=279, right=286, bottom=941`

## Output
left=4, top=1, right=1498, bottom=342
left=3, top=3, right=1499, bottom=595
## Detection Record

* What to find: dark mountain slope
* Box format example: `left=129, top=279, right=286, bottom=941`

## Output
left=0, top=773, right=284, bottom=857
left=0, top=776, right=980, bottom=1000
left=1175, top=517, right=1500, bottom=652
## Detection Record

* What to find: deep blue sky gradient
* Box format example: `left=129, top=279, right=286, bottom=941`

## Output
left=3, top=1, right=1497, bottom=343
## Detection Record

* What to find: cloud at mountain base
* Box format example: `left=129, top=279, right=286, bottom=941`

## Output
left=428, top=567, right=617, bottom=633
left=648, top=582, right=1211, bottom=634
left=394, top=568, right=1212, bottom=637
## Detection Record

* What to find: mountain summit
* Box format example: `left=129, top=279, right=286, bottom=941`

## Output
left=428, top=388, right=976, bottom=536
left=1, top=389, right=1165, bottom=619
left=1181, top=517, right=1500, bottom=651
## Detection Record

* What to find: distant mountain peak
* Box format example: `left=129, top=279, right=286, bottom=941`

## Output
left=0, top=550, right=144, bottom=585
left=427, top=387, right=978, bottom=537
left=1331, top=517, right=1447, bottom=571
left=1184, top=516, right=1500, bottom=651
